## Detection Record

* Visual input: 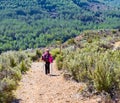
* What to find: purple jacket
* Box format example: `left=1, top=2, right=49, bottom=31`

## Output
left=42, top=52, right=53, bottom=63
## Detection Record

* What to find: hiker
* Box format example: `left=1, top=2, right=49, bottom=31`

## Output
left=42, top=49, right=53, bottom=75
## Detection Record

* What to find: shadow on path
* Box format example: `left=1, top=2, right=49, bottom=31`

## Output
left=12, top=99, right=22, bottom=103
left=49, top=74, right=60, bottom=77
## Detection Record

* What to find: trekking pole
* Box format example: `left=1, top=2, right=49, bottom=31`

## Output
left=50, top=63, right=52, bottom=75
left=43, top=62, right=45, bottom=74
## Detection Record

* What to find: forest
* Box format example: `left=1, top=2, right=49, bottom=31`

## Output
left=0, top=0, right=120, bottom=52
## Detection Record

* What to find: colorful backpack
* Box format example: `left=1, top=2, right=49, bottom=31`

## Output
left=42, top=52, right=53, bottom=63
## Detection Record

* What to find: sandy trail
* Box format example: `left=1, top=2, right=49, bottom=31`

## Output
left=13, top=62, right=100, bottom=103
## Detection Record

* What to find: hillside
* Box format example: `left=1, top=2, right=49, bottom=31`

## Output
left=103, top=0, right=120, bottom=8
left=56, top=29, right=120, bottom=102
left=0, top=0, right=120, bottom=52
left=0, top=29, right=120, bottom=103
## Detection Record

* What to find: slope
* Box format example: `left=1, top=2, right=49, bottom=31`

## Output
left=0, top=0, right=120, bottom=52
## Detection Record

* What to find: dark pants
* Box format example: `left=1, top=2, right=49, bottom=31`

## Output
left=45, top=62, right=50, bottom=74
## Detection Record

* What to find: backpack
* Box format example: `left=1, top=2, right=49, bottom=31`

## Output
left=42, top=53, right=50, bottom=62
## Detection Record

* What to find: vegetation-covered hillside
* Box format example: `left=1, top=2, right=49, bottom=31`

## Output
left=0, top=0, right=120, bottom=52
left=56, top=29, right=120, bottom=101
left=103, top=0, right=120, bottom=8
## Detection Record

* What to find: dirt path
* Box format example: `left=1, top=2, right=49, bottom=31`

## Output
left=13, top=62, right=100, bottom=103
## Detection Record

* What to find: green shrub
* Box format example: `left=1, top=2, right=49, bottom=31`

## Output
left=1, top=78, right=17, bottom=92
left=67, top=38, right=76, bottom=45
left=112, top=30, right=117, bottom=34
left=63, top=51, right=92, bottom=82
left=0, top=51, right=31, bottom=102
left=91, top=60, right=114, bottom=92
left=56, top=54, right=64, bottom=70
left=31, top=55, right=39, bottom=61
left=9, top=57, right=17, bottom=67
left=0, top=91, right=14, bottom=103
left=36, top=49, right=42, bottom=58
left=50, top=48, right=60, bottom=59
left=30, top=49, right=42, bottom=61
left=19, top=60, right=29, bottom=73
left=0, top=78, right=17, bottom=103
left=11, top=67, right=22, bottom=81
left=60, top=35, right=120, bottom=96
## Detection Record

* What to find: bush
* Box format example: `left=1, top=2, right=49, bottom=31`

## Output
left=31, top=55, right=39, bottom=61
left=59, top=32, right=120, bottom=97
left=0, top=78, right=17, bottom=103
left=9, top=57, right=17, bottom=67
left=56, top=54, right=64, bottom=70
left=30, top=49, right=42, bottom=61
left=36, top=49, right=42, bottom=58
left=112, top=30, right=117, bottom=34
left=91, top=58, right=114, bottom=92
left=67, top=38, right=76, bottom=45
left=0, top=51, right=31, bottom=102
left=50, top=48, right=60, bottom=59
left=19, top=60, right=29, bottom=73
left=0, top=91, right=14, bottom=103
